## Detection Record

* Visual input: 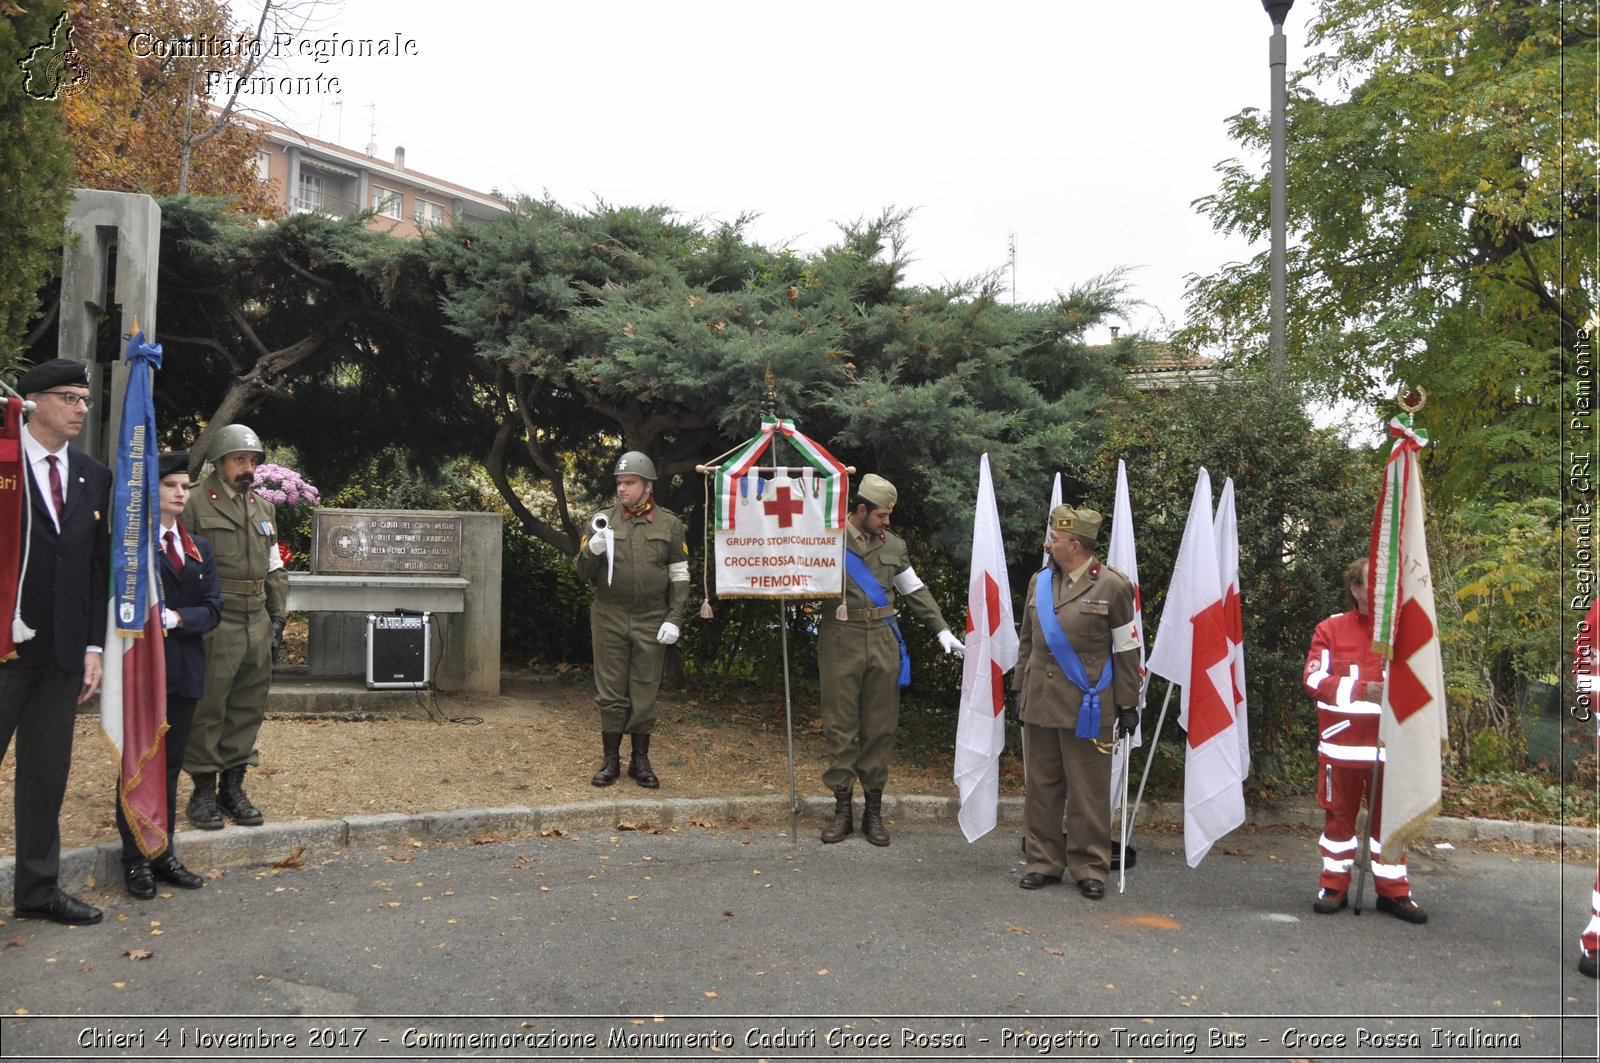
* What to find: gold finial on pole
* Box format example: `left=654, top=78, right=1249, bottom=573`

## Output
left=1397, top=385, right=1427, bottom=415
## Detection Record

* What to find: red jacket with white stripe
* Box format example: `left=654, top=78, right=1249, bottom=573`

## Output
left=1303, top=609, right=1385, bottom=765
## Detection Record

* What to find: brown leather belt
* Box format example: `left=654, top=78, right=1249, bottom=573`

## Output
left=219, top=578, right=265, bottom=596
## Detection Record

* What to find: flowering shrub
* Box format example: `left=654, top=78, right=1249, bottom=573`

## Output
left=253, top=463, right=321, bottom=508
left=253, top=463, right=321, bottom=568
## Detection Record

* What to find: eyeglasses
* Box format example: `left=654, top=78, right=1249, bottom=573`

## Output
left=40, top=390, right=92, bottom=409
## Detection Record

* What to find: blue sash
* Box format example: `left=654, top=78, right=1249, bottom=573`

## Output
left=1036, top=566, right=1112, bottom=739
left=844, top=549, right=912, bottom=688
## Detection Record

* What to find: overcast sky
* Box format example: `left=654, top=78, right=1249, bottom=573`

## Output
left=254, top=0, right=1319, bottom=343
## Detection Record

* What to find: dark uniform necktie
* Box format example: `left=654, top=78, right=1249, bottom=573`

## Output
left=165, top=529, right=184, bottom=574
left=45, top=454, right=65, bottom=518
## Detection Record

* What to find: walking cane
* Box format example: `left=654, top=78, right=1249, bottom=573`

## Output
left=1350, top=747, right=1383, bottom=915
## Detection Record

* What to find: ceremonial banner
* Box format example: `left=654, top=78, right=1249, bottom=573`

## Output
left=1107, top=459, right=1146, bottom=809
left=1147, top=468, right=1244, bottom=868
left=955, top=454, right=1018, bottom=842
left=1368, top=413, right=1446, bottom=850
left=1, top=396, right=30, bottom=661
left=100, top=333, right=169, bottom=858
left=711, top=419, right=848, bottom=599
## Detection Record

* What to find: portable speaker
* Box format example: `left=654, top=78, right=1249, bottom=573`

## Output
left=367, top=613, right=431, bottom=689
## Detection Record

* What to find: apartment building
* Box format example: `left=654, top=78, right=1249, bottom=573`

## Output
left=248, top=117, right=510, bottom=236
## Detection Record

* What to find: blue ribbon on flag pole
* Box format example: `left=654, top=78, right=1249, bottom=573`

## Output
left=1036, top=566, right=1112, bottom=739
left=843, top=550, right=911, bottom=688
left=111, top=332, right=163, bottom=636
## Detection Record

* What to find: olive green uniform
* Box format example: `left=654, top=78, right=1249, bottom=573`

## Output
left=181, top=473, right=287, bottom=774
left=575, top=504, right=690, bottom=734
left=818, top=527, right=951, bottom=793
left=1014, top=559, right=1139, bottom=885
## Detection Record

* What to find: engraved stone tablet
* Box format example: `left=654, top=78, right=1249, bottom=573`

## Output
left=311, top=509, right=464, bottom=575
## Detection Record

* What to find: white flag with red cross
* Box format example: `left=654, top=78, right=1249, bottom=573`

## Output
left=1147, top=468, right=1245, bottom=867
left=955, top=454, right=1018, bottom=842
left=1368, top=414, right=1446, bottom=850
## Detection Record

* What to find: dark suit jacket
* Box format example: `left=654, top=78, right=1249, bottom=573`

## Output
left=160, top=524, right=222, bottom=699
left=10, top=443, right=111, bottom=672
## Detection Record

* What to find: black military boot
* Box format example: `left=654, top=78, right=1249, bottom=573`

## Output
left=820, top=788, right=853, bottom=843
left=861, top=789, right=890, bottom=847
left=627, top=733, right=660, bottom=789
left=218, top=765, right=264, bottom=826
left=591, top=732, right=623, bottom=786
left=185, top=772, right=224, bottom=831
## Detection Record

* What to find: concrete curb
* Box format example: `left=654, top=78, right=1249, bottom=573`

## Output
left=2, top=795, right=1595, bottom=909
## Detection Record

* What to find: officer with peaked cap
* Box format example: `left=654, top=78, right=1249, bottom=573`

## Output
left=180, top=423, right=287, bottom=830
left=817, top=473, right=964, bottom=847
left=2, top=358, right=112, bottom=925
left=1013, top=504, right=1140, bottom=899
left=116, top=451, right=220, bottom=899
left=575, top=451, right=691, bottom=788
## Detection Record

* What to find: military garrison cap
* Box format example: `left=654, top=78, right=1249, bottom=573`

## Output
left=1050, top=504, right=1103, bottom=542
left=856, top=473, right=897, bottom=509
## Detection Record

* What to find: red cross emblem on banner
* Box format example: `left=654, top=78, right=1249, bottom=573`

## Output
left=763, top=485, right=805, bottom=528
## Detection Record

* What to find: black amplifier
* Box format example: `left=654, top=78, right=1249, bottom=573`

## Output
left=367, top=612, right=431, bottom=689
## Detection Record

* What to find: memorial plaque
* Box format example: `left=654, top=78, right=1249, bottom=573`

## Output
left=311, top=509, right=464, bottom=575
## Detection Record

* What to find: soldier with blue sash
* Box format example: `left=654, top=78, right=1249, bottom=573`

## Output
left=1013, top=505, right=1141, bottom=899
left=817, top=474, right=963, bottom=846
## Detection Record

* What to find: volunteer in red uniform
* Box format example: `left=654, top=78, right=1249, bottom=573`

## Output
left=1302, top=559, right=1426, bottom=923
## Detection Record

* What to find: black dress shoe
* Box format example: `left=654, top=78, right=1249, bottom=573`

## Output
left=14, top=892, right=104, bottom=925
left=1580, top=951, right=1598, bottom=979
left=1019, top=872, right=1062, bottom=890
left=151, top=854, right=205, bottom=890
left=124, top=863, right=156, bottom=900
left=1077, top=878, right=1106, bottom=900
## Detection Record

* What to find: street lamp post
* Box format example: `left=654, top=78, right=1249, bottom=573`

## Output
left=1262, top=0, right=1293, bottom=383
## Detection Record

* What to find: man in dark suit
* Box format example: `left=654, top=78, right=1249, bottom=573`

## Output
left=115, top=451, right=220, bottom=900
left=1, top=358, right=112, bottom=926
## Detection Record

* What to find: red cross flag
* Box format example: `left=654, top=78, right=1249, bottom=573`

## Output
left=709, top=419, right=848, bottom=599
left=955, top=453, right=1018, bottom=841
left=1368, top=413, right=1446, bottom=850
left=1146, top=467, right=1245, bottom=867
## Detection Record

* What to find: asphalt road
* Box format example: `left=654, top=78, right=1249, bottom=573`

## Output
left=1, top=824, right=1596, bottom=1062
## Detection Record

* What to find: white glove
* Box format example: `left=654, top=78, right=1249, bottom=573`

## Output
left=587, top=533, right=608, bottom=556
left=656, top=621, right=680, bottom=645
left=937, top=629, right=965, bottom=657
left=162, top=608, right=180, bottom=631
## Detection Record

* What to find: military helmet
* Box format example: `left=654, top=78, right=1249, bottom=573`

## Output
left=613, top=451, right=657, bottom=480
left=207, top=423, right=265, bottom=465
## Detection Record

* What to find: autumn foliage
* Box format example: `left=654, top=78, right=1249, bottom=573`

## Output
left=62, top=0, right=275, bottom=215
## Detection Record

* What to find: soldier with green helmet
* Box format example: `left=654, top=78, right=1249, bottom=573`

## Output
left=575, top=451, right=691, bottom=788
left=180, top=423, right=288, bottom=830
left=818, top=473, right=964, bottom=847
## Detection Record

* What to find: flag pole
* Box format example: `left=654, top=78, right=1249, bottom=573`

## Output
left=1126, top=677, right=1173, bottom=850
left=779, top=599, right=798, bottom=845
left=1116, top=729, right=1132, bottom=894
left=1350, top=751, right=1382, bottom=915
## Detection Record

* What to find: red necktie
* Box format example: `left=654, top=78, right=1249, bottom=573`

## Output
left=45, top=454, right=65, bottom=517
left=165, top=529, right=184, bottom=574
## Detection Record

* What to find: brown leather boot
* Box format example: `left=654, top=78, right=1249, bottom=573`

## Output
left=627, top=733, right=659, bottom=789
left=185, top=772, right=224, bottom=831
left=591, top=732, right=623, bottom=786
left=862, top=789, right=890, bottom=847
left=820, top=788, right=853, bottom=843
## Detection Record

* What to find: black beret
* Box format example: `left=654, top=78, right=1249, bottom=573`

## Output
left=158, top=451, right=190, bottom=480
left=16, top=358, right=90, bottom=395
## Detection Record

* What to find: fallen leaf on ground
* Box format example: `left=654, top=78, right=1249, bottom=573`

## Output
left=124, top=949, right=154, bottom=960
left=470, top=834, right=505, bottom=845
left=272, top=846, right=306, bottom=870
